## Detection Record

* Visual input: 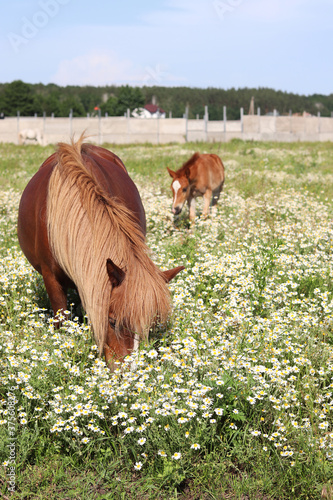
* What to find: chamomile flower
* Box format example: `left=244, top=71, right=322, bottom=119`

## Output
left=191, top=443, right=201, bottom=450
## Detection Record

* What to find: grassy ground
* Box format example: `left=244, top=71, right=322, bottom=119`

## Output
left=1, top=139, right=333, bottom=499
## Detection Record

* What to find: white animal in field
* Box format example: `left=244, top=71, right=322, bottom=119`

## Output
left=18, top=129, right=44, bottom=146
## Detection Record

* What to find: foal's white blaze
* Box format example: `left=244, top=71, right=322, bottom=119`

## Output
left=172, top=180, right=181, bottom=211
left=172, top=180, right=181, bottom=196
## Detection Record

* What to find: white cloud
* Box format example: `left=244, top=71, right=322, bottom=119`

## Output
left=238, top=0, right=332, bottom=24
left=50, top=47, right=187, bottom=87
left=240, top=0, right=299, bottom=22
left=140, top=0, right=217, bottom=25
left=51, top=50, right=143, bottom=86
left=142, top=0, right=328, bottom=26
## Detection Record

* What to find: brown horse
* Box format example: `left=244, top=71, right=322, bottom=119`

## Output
left=167, top=152, right=225, bottom=221
left=17, top=136, right=184, bottom=370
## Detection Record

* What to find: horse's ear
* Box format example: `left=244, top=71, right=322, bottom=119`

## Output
left=167, top=167, right=176, bottom=179
left=106, top=258, right=125, bottom=287
left=162, top=265, right=185, bottom=283
left=184, top=166, right=191, bottom=178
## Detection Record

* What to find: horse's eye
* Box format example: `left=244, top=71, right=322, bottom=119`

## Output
left=109, top=318, right=116, bottom=329
left=182, top=187, right=187, bottom=192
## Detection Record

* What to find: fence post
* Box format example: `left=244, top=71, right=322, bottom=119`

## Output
left=318, top=111, right=321, bottom=135
left=127, top=108, right=130, bottom=142
left=185, top=105, right=189, bottom=142
left=16, top=111, right=20, bottom=142
left=98, top=108, right=102, bottom=145
left=69, top=109, right=73, bottom=136
left=240, top=107, right=244, bottom=134
left=157, top=110, right=160, bottom=145
left=257, top=107, right=260, bottom=133
left=43, top=111, right=46, bottom=144
left=17, top=111, right=20, bottom=144
left=223, top=105, right=227, bottom=142
left=204, top=105, right=208, bottom=141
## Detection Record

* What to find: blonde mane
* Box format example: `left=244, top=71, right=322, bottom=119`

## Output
left=46, top=137, right=171, bottom=353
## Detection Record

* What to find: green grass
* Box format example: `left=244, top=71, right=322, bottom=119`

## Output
left=1, top=140, right=333, bottom=499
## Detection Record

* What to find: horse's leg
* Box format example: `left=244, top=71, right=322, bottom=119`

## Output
left=203, top=189, right=212, bottom=217
left=188, top=197, right=196, bottom=221
left=37, top=131, right=43, bottom=146
left=211, top=186, right=222, bottom=217
left=41, top=267, right=68, bottom=325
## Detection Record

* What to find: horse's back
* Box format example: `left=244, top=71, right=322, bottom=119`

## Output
left=81, top=144, right=146, bottom=232
left=195, top=153, right=225, bottom=189
left=201, top=153, right=224, bottom=173
left=82, top=143, right=127, bottom=173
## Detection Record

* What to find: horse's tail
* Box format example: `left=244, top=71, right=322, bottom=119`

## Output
left=212, top=154, right=225, bottom=185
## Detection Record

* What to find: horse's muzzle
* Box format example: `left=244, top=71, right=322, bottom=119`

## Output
left=172, top=206, right=182, bottom=215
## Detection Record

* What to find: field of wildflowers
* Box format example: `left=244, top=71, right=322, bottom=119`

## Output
left=0, top=140, right=333, bottom=498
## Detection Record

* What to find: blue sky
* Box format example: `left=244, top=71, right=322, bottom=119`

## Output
left=1, top=0, right=332, bottom=95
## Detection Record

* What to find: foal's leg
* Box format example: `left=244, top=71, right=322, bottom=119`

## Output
left=211, top=185, right=222, bottom=217
left=203, top=189, right=212, bottom=218
left=188, top=197, right=196, bottom=221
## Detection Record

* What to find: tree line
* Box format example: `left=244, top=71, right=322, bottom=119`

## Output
left=0, top=80, right=332, bottom=120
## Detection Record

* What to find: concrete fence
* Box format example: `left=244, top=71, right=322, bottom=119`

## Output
left=1, top=113, right=333, bottom=145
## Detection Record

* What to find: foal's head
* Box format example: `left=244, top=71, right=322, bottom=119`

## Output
left=167, top=168, right=190, bottom=216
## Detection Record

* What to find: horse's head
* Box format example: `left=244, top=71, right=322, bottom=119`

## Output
left=167, top=168, right=190, bottom=216
left=103, top=258, right=131, bottom=370
left=104, top=258, right=184, bottom=370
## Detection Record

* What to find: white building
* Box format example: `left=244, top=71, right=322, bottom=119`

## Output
left=132, top=104, right=166, bottom=119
